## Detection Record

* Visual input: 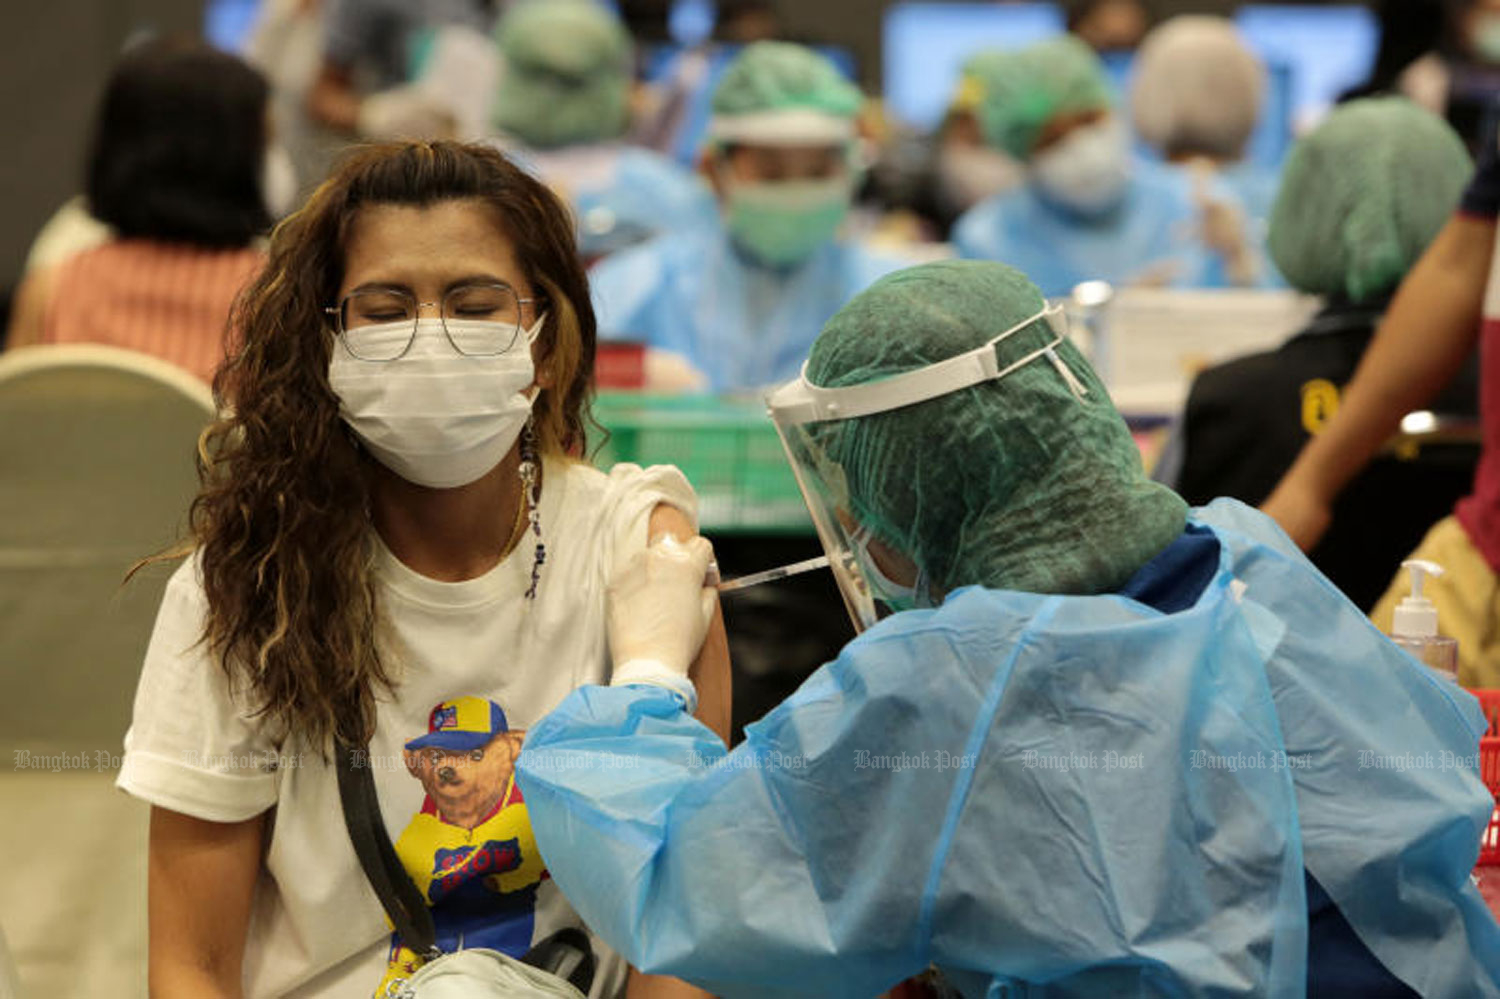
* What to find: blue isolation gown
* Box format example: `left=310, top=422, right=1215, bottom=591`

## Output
left=589, top=226, right=919, bottom=394
left=504, top=142, right=717, bottom=260
left=1158, top=159, right=1284, bottom=290
left=954, top=160, right=1226, bottom=297
left=517, top=499, right=1500, bottom=998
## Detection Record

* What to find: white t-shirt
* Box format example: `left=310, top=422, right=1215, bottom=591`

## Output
left=117, top=459, right=695, bottom=999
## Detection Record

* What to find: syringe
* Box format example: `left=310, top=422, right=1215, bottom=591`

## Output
left=716, top=555, right=831, bottom=593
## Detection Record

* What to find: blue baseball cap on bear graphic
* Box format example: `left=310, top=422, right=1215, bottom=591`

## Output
left=405, top=696, right=509, bottom=753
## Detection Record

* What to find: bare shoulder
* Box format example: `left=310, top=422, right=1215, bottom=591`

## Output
left=648, top=502, right=695, bottom=541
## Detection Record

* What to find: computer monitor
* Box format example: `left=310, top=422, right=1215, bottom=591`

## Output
left=882, top=2, right=1065, bottom=130
left=204, top=0, right=262, bottom=54
left=1233, top=4, right=1379, bottom=132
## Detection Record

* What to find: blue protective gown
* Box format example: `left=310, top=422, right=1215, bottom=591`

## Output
left=517, top=500, right=1500, bottom=998
left=589, top=226, right=919, bottom=394
left=954, top=160, right=1255, bottom=297
left=505, top=142, right=717, bottom=260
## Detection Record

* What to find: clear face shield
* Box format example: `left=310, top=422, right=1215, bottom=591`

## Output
left=764, top=302, right=1086, bottom=633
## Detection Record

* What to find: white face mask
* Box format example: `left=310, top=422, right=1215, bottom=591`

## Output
left=1031, top=117, right=1131, bottom=217
left=328, top=316, right=545, bottom=489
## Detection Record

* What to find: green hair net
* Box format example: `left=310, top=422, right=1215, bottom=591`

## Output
left=492, top=0, right=632, bottom=148
left=1268, top=97, right=1472, bottom=303
left=805, top=260, right=1187, bottom=596
left=711, top=42, right=862, bottom=120
left=961, top=36, right=1113, bottom=160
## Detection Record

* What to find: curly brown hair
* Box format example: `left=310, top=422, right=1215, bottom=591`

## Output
left=188, top=141, right=595, bottom=751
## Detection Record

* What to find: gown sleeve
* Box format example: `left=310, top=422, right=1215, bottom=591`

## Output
left=515, top=609, right=1003, bottom=998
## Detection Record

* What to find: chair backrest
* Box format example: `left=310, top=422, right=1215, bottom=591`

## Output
left=0, top=345, right=213, bottom=763
left=0, top=920, right=17, bottom=999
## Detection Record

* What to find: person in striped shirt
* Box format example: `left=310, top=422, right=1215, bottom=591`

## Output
left=5, top=36, right=272, bottom=383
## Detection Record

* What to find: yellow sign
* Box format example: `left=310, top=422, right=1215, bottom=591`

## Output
left=1301, top=379, right=1340, bottom=435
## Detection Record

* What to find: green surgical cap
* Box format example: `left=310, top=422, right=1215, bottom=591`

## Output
left=961, top=35, right=1113, bottom=160
left=806, top=260, right=1187, bottom=596
left=1268, top=97, right=1472, bottom=302
left=711, top=42, right=862, bottom=120
left=492, top=0, right=632, bottom=148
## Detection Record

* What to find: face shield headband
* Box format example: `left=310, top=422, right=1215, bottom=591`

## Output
left=765, top=303, right=1087, bottom=632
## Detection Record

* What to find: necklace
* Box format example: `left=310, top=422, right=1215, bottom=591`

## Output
left=497, top=481, right=529, bottom=562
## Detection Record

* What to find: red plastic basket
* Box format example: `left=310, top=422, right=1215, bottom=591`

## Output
left=1477, top=689, right=1500, bottom=867
left=595, top=342, right=647, bottom=389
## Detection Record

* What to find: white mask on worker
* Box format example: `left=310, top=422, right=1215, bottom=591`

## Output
left=261, top=143, right=300, bottom=219
left=328, top=316, right=545, bottom=489
left=1031, top=117, right=1131, bottom=217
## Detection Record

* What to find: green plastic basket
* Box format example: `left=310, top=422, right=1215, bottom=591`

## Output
left=590, top=392, right=812, bottom=534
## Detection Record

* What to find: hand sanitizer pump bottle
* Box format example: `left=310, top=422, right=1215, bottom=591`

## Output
left=1389, top=559, right=1460, bottom=679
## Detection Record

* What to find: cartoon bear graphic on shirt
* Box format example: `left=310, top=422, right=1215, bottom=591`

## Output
left=374, top=696, right=547, bottom=997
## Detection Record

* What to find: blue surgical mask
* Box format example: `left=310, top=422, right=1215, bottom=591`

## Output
left=1031, top=116, right=1131, bottom=218
left=724, top=176, right=852, bottom=269
left=850, top=525, right=926, bottom=612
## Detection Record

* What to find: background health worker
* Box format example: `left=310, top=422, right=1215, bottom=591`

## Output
left=950, top=37, right=1204, bottom=295
left=1263, top=116, right=1500, bottom=687
left=487, top=0, right=714, bottom=264
left=1166, top=97, right=1478, bottom=612
left=589, top=41, right=919, bottom=394
left=1128, top=15, right=1278, bottom=288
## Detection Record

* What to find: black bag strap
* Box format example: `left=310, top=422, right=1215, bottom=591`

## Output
left=335, top=742, right=440, bottom=959
left=521, top=927, right=596, bottom=993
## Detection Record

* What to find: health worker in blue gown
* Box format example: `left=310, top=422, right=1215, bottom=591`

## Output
left=518, top=259, right=1500, bottom=998
left=1129, top=15, right=1282, bottom=288
left=952, top=37, right=1213, bottom=295
left=589, top=42, right=919, bottom=394
left=487, top=0, right=715, bottom=262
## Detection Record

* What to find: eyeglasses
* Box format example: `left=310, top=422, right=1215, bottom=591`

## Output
left=324, top=282, right=543, bottom=362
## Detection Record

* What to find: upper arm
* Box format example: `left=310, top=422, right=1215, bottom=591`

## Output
left=148, top=806, right=265, bottom=997
left=118, top=561, right=280, bottom=997
left=1429, top=212, right=1496, bottom=297
left=1385, top=213, right=1495, bottom=357
left=648, top=504, right=731, bottom=745
left=5, top=266, right=55, bottom=350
